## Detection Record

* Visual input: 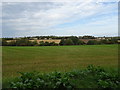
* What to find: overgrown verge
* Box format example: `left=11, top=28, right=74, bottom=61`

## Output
left=4, top=65, right=120, bottom=89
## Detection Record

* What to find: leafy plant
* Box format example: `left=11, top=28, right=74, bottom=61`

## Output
left=10, top=71, right=74, bottom=89
left=9, top=65, right=120, bottom=89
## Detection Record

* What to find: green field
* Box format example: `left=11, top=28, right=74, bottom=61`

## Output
left=2, top=45, right=118, bottom=80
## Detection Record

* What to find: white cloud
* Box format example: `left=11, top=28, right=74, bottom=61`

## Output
left=2, top=1, right=118, bottom=37
left=1, top=0, right=119, bottom=2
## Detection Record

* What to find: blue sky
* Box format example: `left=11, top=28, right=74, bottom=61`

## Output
left=2, top=0, right=118, bottom=37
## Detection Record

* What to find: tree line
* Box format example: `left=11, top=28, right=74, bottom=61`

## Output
left=1, top=36, right=119, bottom=46
left=59, top=36, right=118, bottom=45
left=2, top=35, right=97, bottom=40
left=2, top=39, right=59, bottom=46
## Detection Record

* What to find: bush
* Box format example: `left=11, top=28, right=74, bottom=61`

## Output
left=39, top=41, right=58, bottom=46
left=59, top=39, right=65, bottom=45
left=69, top=36, right=79, bottom=45
left=10, top=71, right=74, bottom=89
left=2, top=39, right=8, bottom=46
left=16, top=39, right=31, bottom=46
left=87, top=40, right=99, bottom=45
left=9, top=65, right=120, bottom=89
left=64, top=39, right=74, bottom=45
left=59, top=38, right=84, bottom=45
left=7, top=41, right=16, bottom=46
left=77, top=40, right=85, bottom=45
left=39, top=41, right=45, bottom=46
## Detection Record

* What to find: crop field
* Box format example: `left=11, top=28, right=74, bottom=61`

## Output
left=2, top=45, right=118, bottom=80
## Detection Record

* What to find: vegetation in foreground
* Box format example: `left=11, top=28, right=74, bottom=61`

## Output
left=4, top=65, right=120, bottom=89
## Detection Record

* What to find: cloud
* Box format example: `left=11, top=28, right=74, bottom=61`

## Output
left=1, top=0, right=119, bottom=2
left=2, top=1, right=118, bottom=37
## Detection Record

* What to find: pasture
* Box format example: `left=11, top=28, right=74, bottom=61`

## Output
left=2, top=45, right=118, bottom=80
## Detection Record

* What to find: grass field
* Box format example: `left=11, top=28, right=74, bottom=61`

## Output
left=2, top=45, right=118, bottom=79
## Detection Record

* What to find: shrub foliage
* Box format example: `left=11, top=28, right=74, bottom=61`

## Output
left=9, top=65, right=120, bottom=89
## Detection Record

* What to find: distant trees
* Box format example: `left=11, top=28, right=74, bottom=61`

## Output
left=59, top=36, right=85, bottom=45
left=39, top=41, right=45, bottom=46
left=39, top=41, right=58, bottom=46
left=86, top=39, right=118, bottom=45
left=100, top=40, right=108, bottom=44
left=16, top=39, right=31, bottom=46
left=21, top=35, right=96, bottom=40
left=70, top=36, right=79, bottom=45
left=59, top=39, right=65, bottom=45
left=77, top=40, right=85, bottom=45
left=59, top=39, right=73, bottom=45
left=108, top=38, right=118, bottom=44
left=2, top=38, right=14, bottom=40
left=49, top=42, right=58, bottom=46
left=30, top=41, right=38, bottom=46
left=100, top=39, right=118, bottom=44
left=1, top=39, right=59, bottom=46
left=64, top=39, right=74, bottom=45
left=2, top=39, right=38, bottom=46
left=7, top=41, right=16, bottom=46
left=82, top=36, right=96, bottom=39
left=87, top=40, right=99, bottom=45
left=2, top=39, right=8, bottom=46
left=1, top=36, right=119, bottom=46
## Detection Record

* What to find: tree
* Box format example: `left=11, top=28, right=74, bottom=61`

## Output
left=44, top=42, right=50, bottom=46
left=87, top=40, right=98, bottom=45
left=39, top=41, right=58, bottom=46
left=31, top=40, right=38, bottom=46
left=109, top=38, right=118, bottom=44
left=70, top=36, right=79, bottom=45
left=2, top=39, right=8, bottom=46
left=39, top=41, right=45, bottom=46
left=100, top=40, right=108, bottom=44
left=7, top=41, right=16, bottom=46
left=64, top=39, right=74, bottom=45
left=82, top=35, right=96, bottom=39
left=59, top=39, right=65, bottom=45
left=16, top=39, right=30, bottom=46
left=49, top=42, right=58, bottom=46
left=77, top=40, right=85, bottom=45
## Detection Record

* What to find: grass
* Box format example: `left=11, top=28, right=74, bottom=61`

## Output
left=2, top=45, right=118, bottom=86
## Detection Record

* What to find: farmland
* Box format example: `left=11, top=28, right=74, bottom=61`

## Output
left=2, top=45, right=118, bottom=79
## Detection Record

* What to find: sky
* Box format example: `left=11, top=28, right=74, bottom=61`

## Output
left=1, top=0, right=119, bottom=37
